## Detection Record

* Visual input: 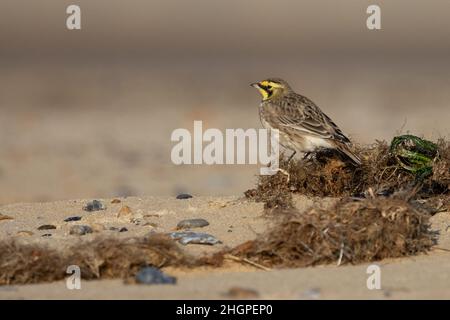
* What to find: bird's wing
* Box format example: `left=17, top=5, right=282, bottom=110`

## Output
left=275, top=96, right=351, bottom=144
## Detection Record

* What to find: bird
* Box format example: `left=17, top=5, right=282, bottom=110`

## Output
left=251, top=77, right=361, bottom=166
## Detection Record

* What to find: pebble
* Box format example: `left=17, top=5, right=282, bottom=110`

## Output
left=64, top=216, right=82, bottom=222
left=16, top=230, right=34, bottom=236
left=41, top=234, right=52, bottom=237
left=143, top=222, right=158, bottom=228
left=37, top=224, right=57, bottom=230
left=130, top=212, right=144, bottom=225
left=135, top=267, right=176, bottom=285
left=111, top=199, right=121, bottom=204
left=119, top=227, right=128, bottom=232
left=168, top=231, right=221, bottom=245
left=83, top=200, right=106, bottom=212
left=176, top=218, right=209, bottom=230
left=303, top=288, right=321, bottom=300
left=69, top=225, right=93, bottom=236
left=176, top=193, right=193, bottom=200
left=226, top=287, right=259, bottom=299
left=0, top=213, right=14, bottom=221
left=117, top=205, right=132, bottom=218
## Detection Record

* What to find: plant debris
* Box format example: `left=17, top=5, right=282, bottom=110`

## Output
left=230, top=196, right=437, bottom=268
left=0, top=234, right=192, bottom=285
left=390, top=135, right=438, bottom=179
left=246, top=137, right=449, bottom=209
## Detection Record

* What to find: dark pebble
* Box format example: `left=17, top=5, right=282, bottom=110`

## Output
left=37, top=224, right=56, bottom=230
left=135, top=267, right=176, bottom=285
left=119, top=227, right=128, bottom=232
left=41, top=234, right=52, bottom=237
left=176, top=218, right=209, bottom=230
left=69, top=225, right=93, bottom=236
left=176, top=193, right=193, bottom=200
left=64, top=216, right=82, bottom=222
left=83, top=200, right=106, bottom=212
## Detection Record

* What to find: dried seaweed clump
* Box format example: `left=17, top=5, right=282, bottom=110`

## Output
left=245, top=165, right=294, bottom=212
left=232, top=197, right=437, bottom=268
left=246, top=138, right=449, bottom=201
left=433, top=138, right=450, bottom=190
left=0, top=241, right=66, bottom=285
left=0, top=234, right=191, bottom=285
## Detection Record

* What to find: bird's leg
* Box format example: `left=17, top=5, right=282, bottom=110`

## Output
left=286, top=150, right=297, bottom=163
left=276, top=150, right=296, bottom=183
left=302, top=152, right=311, bottom=160
left=276, top=168, right=290, bottom=183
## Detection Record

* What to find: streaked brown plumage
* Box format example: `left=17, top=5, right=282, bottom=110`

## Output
left=251, top=78, right=361, bottom=166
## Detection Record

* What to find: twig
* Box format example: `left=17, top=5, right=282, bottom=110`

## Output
left=224, top=254, right=272, bottom=271
left=433, top=247, right=450, bottom=253
left=337, top=243, right=344, bottom=266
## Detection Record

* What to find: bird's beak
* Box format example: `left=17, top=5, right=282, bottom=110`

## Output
left=250, top=82, right=260, bottom=89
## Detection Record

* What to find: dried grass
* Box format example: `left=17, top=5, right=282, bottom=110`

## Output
left=246, top=139, right=449, bottom=206
left=0, top=234, right=192, bottom=285
left=231, top=196, right=437, bottom=268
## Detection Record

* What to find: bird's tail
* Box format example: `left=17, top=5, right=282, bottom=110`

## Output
left=336, top=142, right=362, bottom=166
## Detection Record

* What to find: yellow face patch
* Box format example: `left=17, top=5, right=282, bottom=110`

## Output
left=253, top=80, right=284, bottom=100
left=255, top=85, right=270, bottom=100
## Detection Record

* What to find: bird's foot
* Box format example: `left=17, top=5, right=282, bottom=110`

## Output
left=276, top=168, right=290, bottom=183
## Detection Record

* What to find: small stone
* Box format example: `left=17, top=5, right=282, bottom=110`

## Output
left=109, top=227, right=119, bottom=231
left=168, top=231, right=221, bottom=245
left=0, top=213, right=14, bottom=221
left=176, top=193, right=193, bottom=200
left=135, top=267, right=176, bottom=285
left=69, top=225, right=93, bottom=236
left=64, top=216, right=82, bottom=222
left=303, top=288, right=321, bottom=300
left=143, top=222, right=158, bottom=228
left=16, top=230, right=34, bottom=236
left=37, top=224, right=57, bottom=230
left=119, top=227, right=128, bottom=232
left=111, top=198, right=121, bottom=204
left=130, top=212, right=143, bottom=225
left=41, top=234, right=52, bottom=237
left=83, top=200, right=106, bottom=212
left=226, top=287, right=259, bottom=299
left=176, top=218, right=209, bottom=230
left=117, top=205, right=132, bottom=218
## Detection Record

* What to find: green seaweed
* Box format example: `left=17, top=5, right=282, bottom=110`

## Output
left=390, top=135, right=438, bottom=179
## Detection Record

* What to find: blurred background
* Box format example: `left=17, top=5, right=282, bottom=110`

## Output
left=0, top=0, right=449, bottom=203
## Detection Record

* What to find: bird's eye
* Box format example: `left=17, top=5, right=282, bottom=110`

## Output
left=266, top=85, right=272, bottom=89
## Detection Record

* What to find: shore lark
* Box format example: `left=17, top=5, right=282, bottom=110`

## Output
left=251, top=78, right=361, bottom=166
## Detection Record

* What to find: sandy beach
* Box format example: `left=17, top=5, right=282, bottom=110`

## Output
left=1, top=0, right=450, bottom=301
left=0, top=194, right=449, bottom=299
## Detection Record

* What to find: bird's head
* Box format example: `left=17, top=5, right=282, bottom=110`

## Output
left=250, top=78, right=292, bottom=101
